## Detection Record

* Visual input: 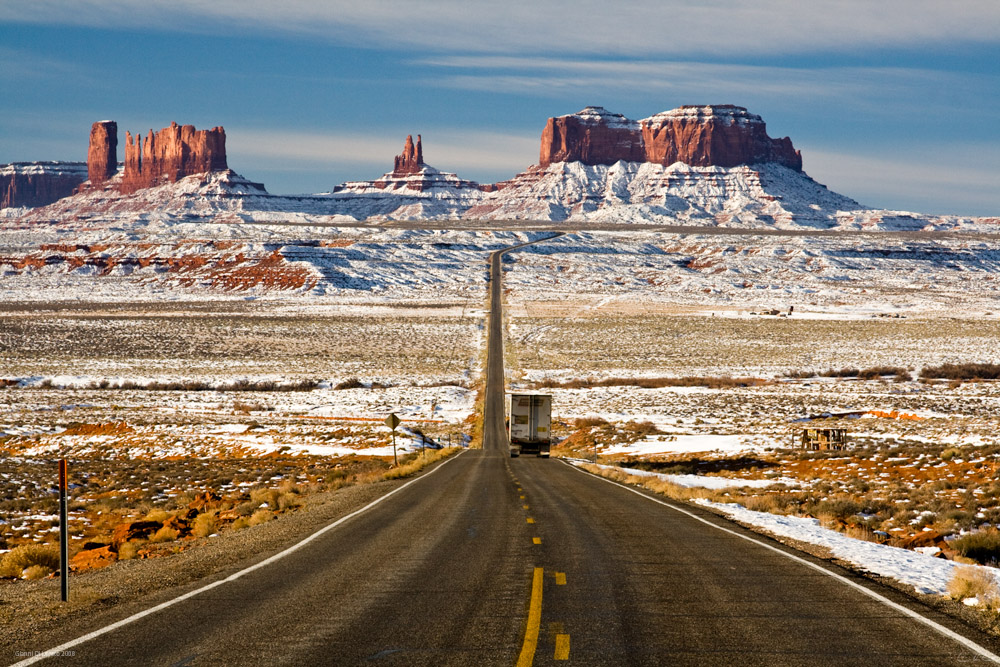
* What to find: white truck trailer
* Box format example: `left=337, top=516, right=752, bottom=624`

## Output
left=508, top=393, right=551, bottom=457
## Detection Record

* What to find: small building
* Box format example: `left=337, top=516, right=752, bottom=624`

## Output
left=797, top=428, right=848, bottom=450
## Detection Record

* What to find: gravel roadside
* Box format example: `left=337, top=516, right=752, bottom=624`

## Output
left=0, top=454, right=461, bottom=656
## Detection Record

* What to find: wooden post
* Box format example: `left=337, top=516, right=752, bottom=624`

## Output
left=59, top=459, right=68, bottom=602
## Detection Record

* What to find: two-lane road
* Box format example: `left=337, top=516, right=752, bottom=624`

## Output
left=15, top=236, right=1000, bottom=666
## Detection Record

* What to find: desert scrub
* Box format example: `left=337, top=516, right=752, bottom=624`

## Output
left=192, top=513, right=218, bottom=538
left=117, top=540, right=145, bottom=560
left=22, top=564, right=53, bottom=580
left=0, top=544, right=60, bottom=578
left=948, top=565, right=1000, bottom=608
left=248, top=509, right=272, bottom=526
left=383, top=447, right=459, bottom=480
left=951, top=530, right=1000, bottom=565
left=149, top=525, right=180, bottom=543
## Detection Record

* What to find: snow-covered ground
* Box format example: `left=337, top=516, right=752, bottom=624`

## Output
left=694, top=499, right=992, bottom=597
left=583, top=461, right=797, bottom=489
left=10, top=161, right=998, bottom=231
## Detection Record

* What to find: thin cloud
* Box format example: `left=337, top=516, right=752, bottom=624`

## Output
left=4, top=1, right=999, bottom=57
left=415, top=57, right=974, bottom=102
left=228, top=128, right=539, bottom=175
left=805, top=146, right=1000, bottom=216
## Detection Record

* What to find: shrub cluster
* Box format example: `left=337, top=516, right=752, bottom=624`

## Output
left=22, top=378, right=321, bottom=392
left=533, top=376, right=768, bottom=390
left=0, top=544, right=59, bottom=578
left=951, top=530, right=1000, bottom=564
left=786, top=366, right=911, bottom=381
left=919, top=363, right=1000, bottom=381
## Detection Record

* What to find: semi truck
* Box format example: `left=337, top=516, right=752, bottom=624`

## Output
left=508, top=393, right=551, bottom=457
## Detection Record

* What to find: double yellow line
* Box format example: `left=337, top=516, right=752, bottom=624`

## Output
left=517, top=567, right=570, bottom=665
left=516, top=567, right=545, bottom=667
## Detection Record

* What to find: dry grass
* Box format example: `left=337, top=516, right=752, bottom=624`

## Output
left=116, top=540, right=143, bottom=561
left=192, top=513, right=217, bottom=539
left=149, top=526, right=180, bottom=543
left=0, top=544, right=60, bottom=578
left=948, top=565, right=1000, bottom=608
left=248, top=509, right=272, bottom=526
left=383, top=448, right=460, bottom=480
left=22, top=564, right=53, bottom=580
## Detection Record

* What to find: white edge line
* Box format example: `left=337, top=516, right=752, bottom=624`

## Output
left=10, top=450, right=466, bottom=667
left=563, top=459, right=1000, bottom=665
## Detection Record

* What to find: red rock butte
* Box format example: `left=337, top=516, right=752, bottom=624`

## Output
left=392, top=134, right=424, bottom=177
left=539, top=105, right=802, bottom=171
left=119, top=122, right=228, bottom=194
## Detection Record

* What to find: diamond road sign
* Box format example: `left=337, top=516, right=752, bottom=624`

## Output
left=385, top=413, right=400, bottom=430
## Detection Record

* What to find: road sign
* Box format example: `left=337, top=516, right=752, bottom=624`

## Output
left=386, top=413, right=400, bottom=467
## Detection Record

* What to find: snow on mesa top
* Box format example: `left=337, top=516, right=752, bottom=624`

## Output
left=642, top=104, right=760, bottom=127
left=563, top=106, right=641, bottom=131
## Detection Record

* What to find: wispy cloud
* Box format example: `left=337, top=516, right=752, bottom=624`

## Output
left=415, top=57, right=949, bottom=101
left=0, top=46, right=97, bottom=83
left=227, top=128, right=539, bottom=175
left=805, top=145, right=1000, bottom=216
left=4, top=1, right=999, bottom=57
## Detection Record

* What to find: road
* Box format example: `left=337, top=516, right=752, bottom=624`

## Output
left=15, top=238, right=1000, bottom=666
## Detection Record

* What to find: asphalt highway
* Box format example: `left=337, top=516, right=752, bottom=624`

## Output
left=16, top=238, right=1000, bottom=666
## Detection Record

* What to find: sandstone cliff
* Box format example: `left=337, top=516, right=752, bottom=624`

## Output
left=121, top=122, right=227, bottom=194
left=539, top=107, right=645, bottom=167
left=0, top=162, right=88, bottom=209
left=88, top=121, right=118, bottom=186
left=539, top=105, right=801, bottom=171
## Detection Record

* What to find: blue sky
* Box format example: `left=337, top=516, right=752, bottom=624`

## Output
left=1, top=1, right=998, bottom=215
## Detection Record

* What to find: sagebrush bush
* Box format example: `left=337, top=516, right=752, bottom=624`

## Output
left=143, top=509, right=170, bottom=523
left=948, top=565, right=1000, bottom=606
left=248, top=509, right=272, bottom=526
left=250, top=488, right=280, bottom=510
left=277, top=492, right=301, bottom=511
left=0, top=544, right=60, bottom=578
left=951, top=530, right=1000, bottom=565
left=22, top=564, right=52, bottom=580
left=192, top=513, right=217, bottom=538
left=149, top=526, right=179, bottom=543
left=117, top=540, right=143, bottom=560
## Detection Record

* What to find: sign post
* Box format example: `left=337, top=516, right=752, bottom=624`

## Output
left=385, top=413, right=401, bottom=467
left=58, top=458, right=68, bottom=602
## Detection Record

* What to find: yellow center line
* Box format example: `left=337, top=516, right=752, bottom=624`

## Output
left=520, top=494, right=526, bottom=499
left=554, top=633, right=571, bottom=660
left=523, top=504, right=530, bottom=510
left=526, top=517, right=535, bottom=524
left=554, top=572, right=566, bottom=585
left=517, top=567, right=544, bottom=667
left=532, top=537, right=542, bottom=544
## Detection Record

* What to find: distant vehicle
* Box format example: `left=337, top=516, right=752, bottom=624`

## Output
left=508, top=393, right=551, bottom=457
